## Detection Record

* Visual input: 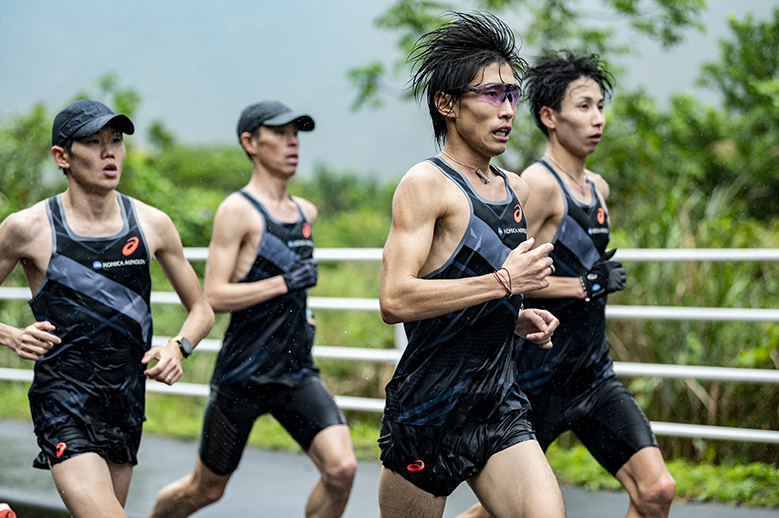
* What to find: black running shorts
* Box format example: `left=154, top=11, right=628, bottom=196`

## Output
left=199, top=375, right=347, bottom=475
left=378, top=409, right=536, bottom=497
left=33, top=416, right=142, bottom=470
left=528, top=377, right=659, bottom=475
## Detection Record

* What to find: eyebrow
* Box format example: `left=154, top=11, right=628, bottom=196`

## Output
left=574, top=94, right=605, bottom=104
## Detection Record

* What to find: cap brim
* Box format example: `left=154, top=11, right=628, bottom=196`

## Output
left=263, top=113, right=315, bottom=132
left=70, top=114, right=135, bottom=140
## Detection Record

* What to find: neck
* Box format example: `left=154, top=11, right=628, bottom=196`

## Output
left=440, top=145, right=492, bottom=184
left=544, top=143, right=587, bottom=180
left=247, top=166, right=292, bottom=204
left=62, top=186, right=119, bottom=221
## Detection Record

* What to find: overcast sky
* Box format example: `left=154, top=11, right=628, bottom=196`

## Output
left=1, top=1, right=777, bottom=179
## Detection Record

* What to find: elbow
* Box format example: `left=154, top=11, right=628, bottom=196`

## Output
left=205, top=292, right=230, bottom=314
left=380, top=295, right=405, bottom=325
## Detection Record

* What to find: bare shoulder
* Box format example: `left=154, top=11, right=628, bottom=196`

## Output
left=291, top=195, right=318, bottom=224
left=394, top=161, right=456, bottom=212
left=521, top=162, right=561, bottom=195
left=586, top=170, right=610, bottom=200
left=0, top=201, right=50, bottom=251
left=132, top=197, right=176, bottom=232
left=497, top=166, right=529, bottom=204
left=130, top=198, right=180, bottom=256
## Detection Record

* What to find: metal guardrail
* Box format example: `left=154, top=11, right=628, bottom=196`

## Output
left=1, top=248, right=778, bottom=443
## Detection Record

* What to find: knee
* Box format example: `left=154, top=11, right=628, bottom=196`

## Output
left=322, top=456, right=357, bottom=494
left=635, top=472, right=676, bottom=516
left=183, top=472, right=228, bottom=507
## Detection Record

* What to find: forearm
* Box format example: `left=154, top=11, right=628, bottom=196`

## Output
left=206, top=276, right=288, bottom=313
left=0, top=322, right=19, bottom=352
left=524, top=276, right=585, bottom=299
left=380, top=273, right=507, bottom=324
left=171, top=300, right=215, bottom=346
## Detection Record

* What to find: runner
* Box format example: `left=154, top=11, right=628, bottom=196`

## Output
left=148, top=101, right=356, bottom=518
left=377, top=12, right=565, bottom=518
left=0, top=99, right=214, bottom=518
left=459, top=51, right=676, bottom=518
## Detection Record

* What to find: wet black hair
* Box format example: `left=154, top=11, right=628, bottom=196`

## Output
left=408, top=11, right=526, bottom=148
left=524, top=50, right=615, bottom=137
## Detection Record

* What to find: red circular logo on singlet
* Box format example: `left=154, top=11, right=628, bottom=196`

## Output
left=302, top=222, right=311, bottom=239
left=407, top=460, right=425, bottom=472
left=597, top=208, right=606, bottom=225
left=122, top=236, right=140, bottom=256
left=514, top=204, right=523, bottom=223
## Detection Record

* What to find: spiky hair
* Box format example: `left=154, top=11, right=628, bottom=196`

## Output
left=408, top=11, right=526, bottom=147
left=524, top=50, right=615, bottom=137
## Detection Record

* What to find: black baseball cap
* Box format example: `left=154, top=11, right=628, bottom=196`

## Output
left=236, top=101, right=315, bottom=141
left=52, top=99, right=135, bottom=147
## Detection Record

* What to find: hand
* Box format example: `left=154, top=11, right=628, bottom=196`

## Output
left=515, top=309, right=558, bottom=349
left=12, top=321, right=60, bottom=360
left=580, top=249, right=626, bottom=301
left=499, top=238, right=555, bottom=295
left=142, top=341, right=183, bottom=385
left=282, top=258, right=318, bottom=292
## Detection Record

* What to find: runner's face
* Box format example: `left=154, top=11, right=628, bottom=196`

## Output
left=255, top=122, right=300, bottom=176
left=65, top=124, right=125, bottom=191
left=453, top=61, right=517, bottom=159
left=550, top=77, right=605, bottom=158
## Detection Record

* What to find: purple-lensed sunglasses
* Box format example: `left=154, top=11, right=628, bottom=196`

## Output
left=461, top=83, right=521, bottom=107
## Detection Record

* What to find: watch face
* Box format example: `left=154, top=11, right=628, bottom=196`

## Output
left=178, top=337, right=193, bottom=358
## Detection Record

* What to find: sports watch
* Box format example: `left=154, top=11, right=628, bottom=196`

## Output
left=171, top=335, right=193, bottom=359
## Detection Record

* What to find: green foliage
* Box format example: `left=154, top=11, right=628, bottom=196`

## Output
left=546, top=442, right=779, bottom=507
left=347, top=0, right=705, bottom=109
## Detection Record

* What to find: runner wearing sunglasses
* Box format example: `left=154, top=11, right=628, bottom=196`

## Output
left=147, top=101, right=356, bottom=518
left=459, top=51, right=676, bottom=518
left=377, top=11, right=565, bottom=518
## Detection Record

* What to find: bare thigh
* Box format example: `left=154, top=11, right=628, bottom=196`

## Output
left=378, top=467, right=446, bottom=518
left=50, top=452, right=131, bottom=518
left=467, top=440, right=565, bottom=518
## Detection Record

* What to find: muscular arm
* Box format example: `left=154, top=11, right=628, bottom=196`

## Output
left=0, top=206, right=61, bottom=360
left=379, top=165, right=554, bottom=324
left=521, top=166, right=609, bottom=299
left=203, top=195, right=298, bottom=313
left=137, top=203, right=215, bottom=384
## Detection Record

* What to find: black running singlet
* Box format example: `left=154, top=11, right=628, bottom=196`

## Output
left=516, top=158, right=615, bottom=395
left=210, top=190, right=318, bottom=388
left=28, top=193, right=153, bottom=431
left=382, top=157, right=531, bottom=427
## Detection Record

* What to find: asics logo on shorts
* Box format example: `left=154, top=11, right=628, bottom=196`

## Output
left=407, top=460, right=425, bottom=472
left=56, top=442, right=67, bottom=458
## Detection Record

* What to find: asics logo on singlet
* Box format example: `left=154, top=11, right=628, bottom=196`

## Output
left=513, top=204, right=523, bottom=223
left=588, top=227, right=609, bottom=235
left=93, top=258, right=147, bottom=270
left=122, top=236, right=139, bottom=256
left=497, top=227, right=527, bottom=237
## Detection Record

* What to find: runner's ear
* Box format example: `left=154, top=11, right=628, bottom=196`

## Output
left=434, top=92, right=457, bottom=119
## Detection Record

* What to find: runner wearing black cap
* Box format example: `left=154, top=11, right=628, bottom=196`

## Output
left=0, top=99, right=214, bottom=518
left=148, top=101, right=356, bottom=518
